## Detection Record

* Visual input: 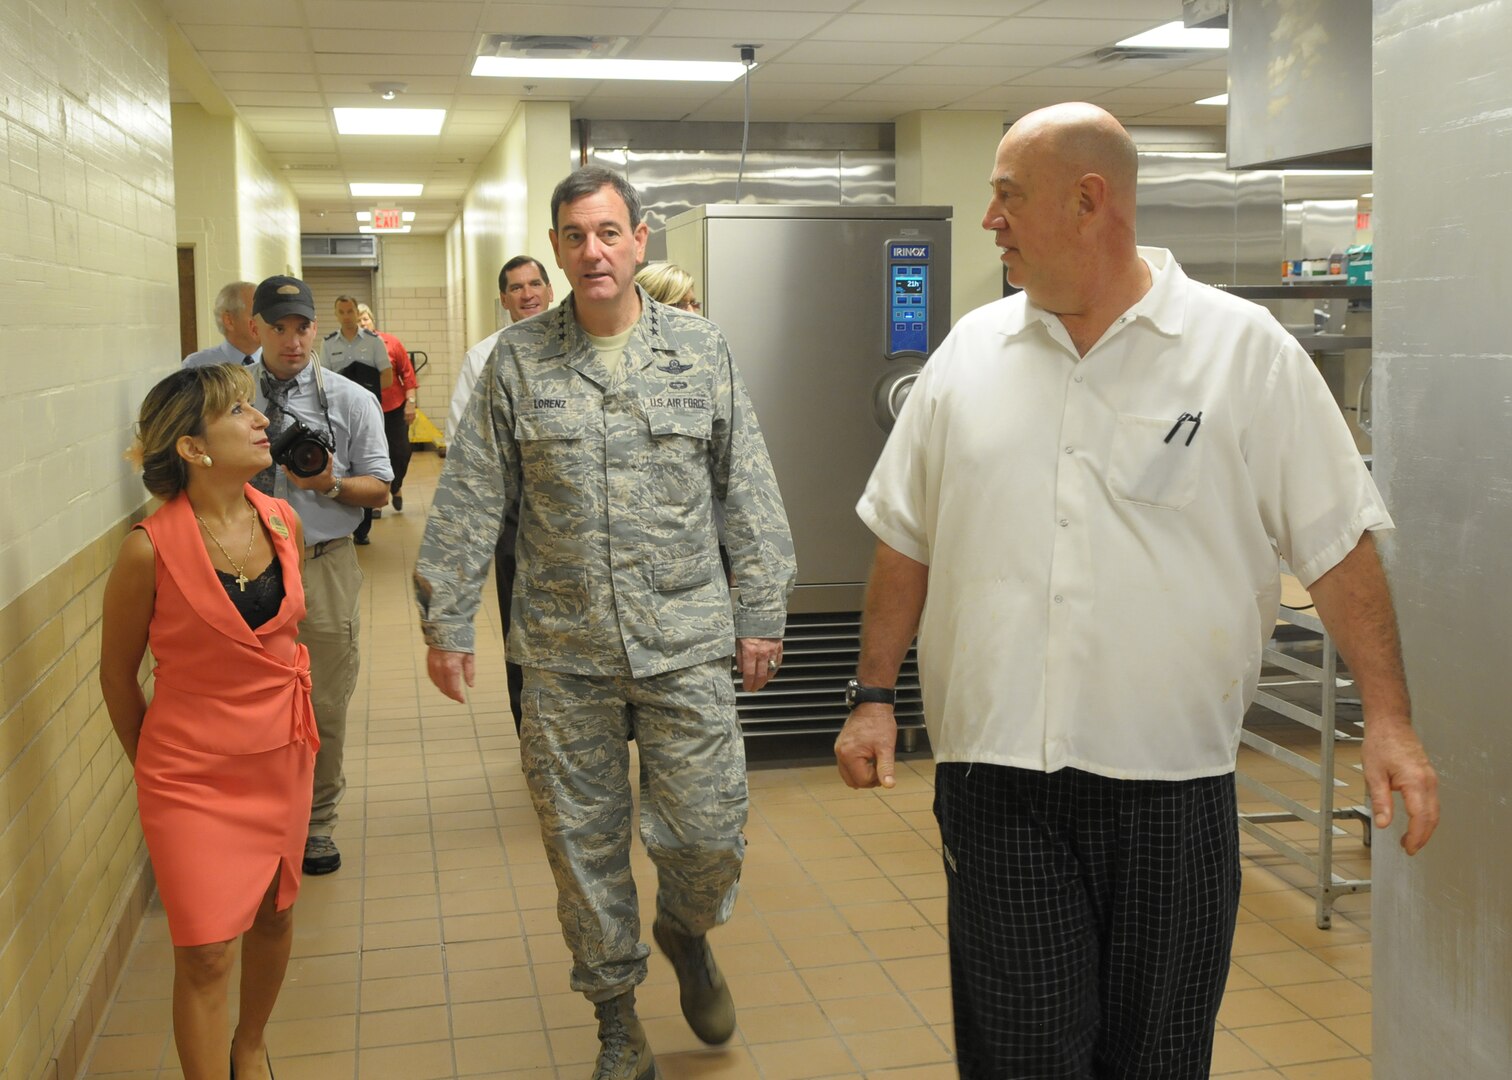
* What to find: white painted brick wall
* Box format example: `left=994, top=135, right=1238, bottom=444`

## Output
left=0, top=0, right=178, bottom=611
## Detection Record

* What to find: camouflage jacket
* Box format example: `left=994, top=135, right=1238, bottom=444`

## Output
left=416, top=289, right=796, bottom=678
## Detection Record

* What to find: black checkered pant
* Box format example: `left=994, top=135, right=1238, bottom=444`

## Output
left=934, top=763, right=1241, bottom=1079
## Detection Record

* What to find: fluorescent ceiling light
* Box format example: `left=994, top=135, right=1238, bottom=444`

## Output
left=1361, top=192, right=1373, bottom=198
left=471, top=56, right=750, bottom=81
left=359, top=225, right=412, bottom=234
left=1117, top=21, right=1229, bottom=49
left=356, top=211, right=416, bottom=222
left=334, top=108, right=446, bottom=135
left=350, top=183, right=423, bottom=197
left=1195, top=93, right=1228, bottom=106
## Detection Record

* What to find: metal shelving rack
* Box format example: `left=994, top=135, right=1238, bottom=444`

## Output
left=1239, top=601, right=1372, bottom=929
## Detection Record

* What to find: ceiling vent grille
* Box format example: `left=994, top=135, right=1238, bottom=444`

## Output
left=300, top=234, right=379, bottom=268
left=1067, top=45, right=1202, bottom=67
left=478, top=34, right=628, bottom=59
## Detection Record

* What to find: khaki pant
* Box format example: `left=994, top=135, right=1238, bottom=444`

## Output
left=297, top=539, right=362, bottom=837
left=522, top=660, right=747, bottom=1002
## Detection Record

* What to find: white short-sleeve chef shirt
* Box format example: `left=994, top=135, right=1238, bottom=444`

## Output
left=857, top=247, right=1391, bottom=780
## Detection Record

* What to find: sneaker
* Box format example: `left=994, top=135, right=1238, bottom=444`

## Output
left=592, top=992, right=655, bottom=1080
left=302, top=835, right=341, bottom=875
left=392, top=493, right=404, bottom=512
left=653, top=918, right=735, bottom=1045
left=353, top=534, right=371, bottom=546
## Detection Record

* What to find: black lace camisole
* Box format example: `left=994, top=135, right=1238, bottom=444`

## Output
left=216, top=559, right=285, bottom=630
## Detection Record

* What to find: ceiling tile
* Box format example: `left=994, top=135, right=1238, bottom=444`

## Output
left=849, top=0, right=1039, bottom=14
left=575, top=100, right=694, bottom=122
left=812, top=14, right=1001, bottom=43
left=619, top=38, right=795, bottom=61
left=1022, top=0, right=1185, bottom=16
left=1135, top=106, right=1227, bottom=125
left=319, top=75, right=461, bottom=94
left=461, top=77, right=603, bottom=96
left=1018, top=0, right=1182, bottom=18
left=777, top=40, right=940, bottom=65
left=178, top=25, right=308, bottom=53
left=916, top=43, right=1087, bottom=67
left=228, top=91, right=334, bottom=108
left=323, top=92, right=455, bottom=107
left=477, top=4, right=666, bottom=36
left=684, top=99, right=834, bottom=123
left=314, top=53, right=469, bottom=75
left=654, top=10, right=834, bottom=38
left=304, top=0, right=486, bottom=31
left=664, top=0, right=852, bottom=10
left=579, top=81, right=727, bottom=102
left=749, top=62, right=898, bottom=86
left=1090, top=85, right=1201, bottom=107
left=216, top=72, right=321, bottom=92
left=967, top=17, right=1169, bottom=47
left=450, top=94, right=530, bottom=112
left=841, top=84, right=968, bottom=108
left=885, top=65, right=1031, bottom=87
left=237, top=106, right=331, bottom=123
left=806, top=100, right=914, bottom=122
left=162, top=0, right=301, bottom=25
left=724, top=81, right=865, bottom=102
left=1129, top=67, right=1228, bottom=90
left=1010, top=65, right=1154, bottom=89
left=308, top=29, right=477, bottom=54
left=947, top=85, right=1108, bottom=110
left=194, top=51, right=316, bottom=74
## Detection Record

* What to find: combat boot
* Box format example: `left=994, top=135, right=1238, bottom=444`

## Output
left=592, top=991, right=656, bottom=1080
left=653, top=918, right=736, bottom=1045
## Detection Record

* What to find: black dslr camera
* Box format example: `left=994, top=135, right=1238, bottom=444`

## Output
left=269, top=420, right=335, bottom=478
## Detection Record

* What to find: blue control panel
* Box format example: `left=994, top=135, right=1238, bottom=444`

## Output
left=887, top=241, right=931, bottom=357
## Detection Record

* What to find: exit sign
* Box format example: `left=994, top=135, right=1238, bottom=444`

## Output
left=372, top=207, right=403, bottom=230
left=1356, top=211, right=1372, bottom=231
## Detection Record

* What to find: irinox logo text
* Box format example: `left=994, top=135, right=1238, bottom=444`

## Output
left=891, top=244, right=929, bottom=259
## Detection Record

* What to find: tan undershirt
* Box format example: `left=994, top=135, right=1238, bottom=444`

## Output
left=585, top=327, right=634, bottom=388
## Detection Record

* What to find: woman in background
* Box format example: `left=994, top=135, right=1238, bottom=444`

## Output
left=100, top=365, right=317, bottom=1080
left=356, top=303, right=418, bottom=516
left=635, top=260, right=701, bottom=312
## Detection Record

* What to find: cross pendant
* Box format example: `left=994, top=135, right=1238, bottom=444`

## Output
left=236, top=572, right=249, bottom=592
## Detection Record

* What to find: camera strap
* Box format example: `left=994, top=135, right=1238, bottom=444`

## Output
left=254, top=360, right=338, bottom=497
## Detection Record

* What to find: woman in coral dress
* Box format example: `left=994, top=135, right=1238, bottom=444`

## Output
left=100, top=365, right=318, bottom=1080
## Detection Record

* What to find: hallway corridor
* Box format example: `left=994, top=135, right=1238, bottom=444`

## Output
left=80, top=452, right=1374, bottom=1080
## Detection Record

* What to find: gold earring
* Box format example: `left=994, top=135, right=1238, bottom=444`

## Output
left=201, top=455, right=213, bottom=467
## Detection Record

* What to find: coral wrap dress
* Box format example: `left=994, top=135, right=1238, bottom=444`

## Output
left=134, top=486, right=319, bottom=947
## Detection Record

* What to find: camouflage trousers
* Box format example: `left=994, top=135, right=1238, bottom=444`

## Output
left=521, top=660, right=748, bottom=1002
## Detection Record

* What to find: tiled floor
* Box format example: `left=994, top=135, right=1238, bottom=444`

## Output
left=82, top=452, right=1375, bottom=1079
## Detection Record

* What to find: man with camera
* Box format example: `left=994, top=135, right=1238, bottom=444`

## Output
left=250, top=275, right=392, bottom=876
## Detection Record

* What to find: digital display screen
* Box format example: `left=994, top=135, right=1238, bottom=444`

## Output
left=888, top=248, right=928, bottom=357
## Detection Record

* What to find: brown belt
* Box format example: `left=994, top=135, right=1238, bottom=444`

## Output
left=305, top=535, right=352, bottom=560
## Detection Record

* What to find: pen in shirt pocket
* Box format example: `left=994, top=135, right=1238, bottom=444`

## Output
left=1163, top=410, right=1202, bottom=446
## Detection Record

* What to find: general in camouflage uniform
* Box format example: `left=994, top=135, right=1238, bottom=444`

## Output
left=416, top=167, right=795, bottom=1080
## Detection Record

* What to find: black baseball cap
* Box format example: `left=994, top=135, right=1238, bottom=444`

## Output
left=253, top=275, right=316, bottom=323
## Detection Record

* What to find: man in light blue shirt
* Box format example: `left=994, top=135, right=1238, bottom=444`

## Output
left=249, top=275, right=392, bottom=877
left=182, top=281, right=262, bottom=368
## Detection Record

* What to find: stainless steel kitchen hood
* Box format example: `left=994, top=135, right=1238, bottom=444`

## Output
left=1226, top=0, right=1372, bottom=170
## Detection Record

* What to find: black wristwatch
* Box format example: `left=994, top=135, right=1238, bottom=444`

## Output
left=846, top=678, right=896, bottom=710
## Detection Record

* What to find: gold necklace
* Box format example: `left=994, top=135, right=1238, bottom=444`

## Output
left=195, top=498, right=258, bottom=591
